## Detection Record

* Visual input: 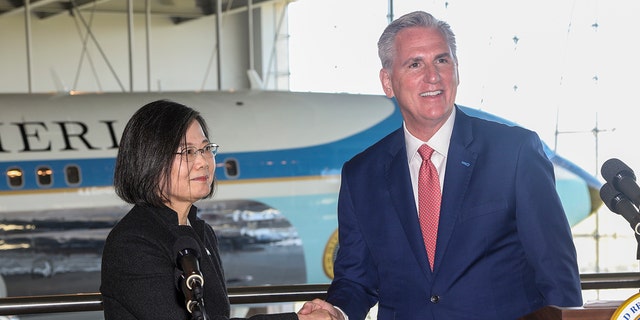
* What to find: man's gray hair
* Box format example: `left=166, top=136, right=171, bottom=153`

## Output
left=378, top=11, right=457, bottom=69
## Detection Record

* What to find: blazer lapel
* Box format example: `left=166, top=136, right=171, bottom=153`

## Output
left=433, top=108, right=477, bottom=272
left=385, top=130, right=434, bottom=280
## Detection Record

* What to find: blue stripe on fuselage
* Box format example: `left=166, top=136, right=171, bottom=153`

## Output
left=0, top=101, right=404, bottom=192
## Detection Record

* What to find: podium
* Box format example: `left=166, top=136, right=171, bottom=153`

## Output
left=519, top=302, right=621, bottom=320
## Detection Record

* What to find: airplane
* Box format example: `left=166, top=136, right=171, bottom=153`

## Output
left=0, top=90, right=603, bottom=298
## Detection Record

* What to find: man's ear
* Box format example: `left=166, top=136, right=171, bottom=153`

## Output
left=380, top=69, right=394, bottom=98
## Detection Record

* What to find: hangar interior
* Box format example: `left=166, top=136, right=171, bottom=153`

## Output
left=2, top=1, right=640, bottom=319
left=0, top=0, right=293, bottom=93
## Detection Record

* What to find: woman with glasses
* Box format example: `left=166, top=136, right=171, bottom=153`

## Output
left=100, top=100, right=333, bottom=320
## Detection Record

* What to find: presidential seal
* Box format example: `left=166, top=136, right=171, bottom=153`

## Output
left=611, top=292, right=640, bottom=320
left=322, top=229, right=339, bottom=279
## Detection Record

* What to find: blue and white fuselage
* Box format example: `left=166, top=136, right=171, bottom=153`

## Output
left=0, top=90, right=601, bottom=297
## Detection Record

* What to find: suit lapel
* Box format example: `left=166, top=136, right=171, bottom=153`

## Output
left=433, top=108, right=477, bottom=272
left=385, top=130, right=434, bottom=280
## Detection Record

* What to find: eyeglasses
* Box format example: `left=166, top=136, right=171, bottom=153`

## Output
left=175, top=143, right=219, bottom=161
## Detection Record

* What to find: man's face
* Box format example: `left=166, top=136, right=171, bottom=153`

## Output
left=380, top=26, right=459, bottom=135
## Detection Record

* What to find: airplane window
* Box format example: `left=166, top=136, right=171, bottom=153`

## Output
left=65, top=165, right=81, bottom=185
left=6, top=167, right=24, bottom=188
left=36, top=166, right=53, bottom=187
left=225, top=159, right=239, bottom=178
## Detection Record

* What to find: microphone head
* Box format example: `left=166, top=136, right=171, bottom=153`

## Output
left=173, top=235, right=204, bottom=291
left=173, top=236, right=201, bottom=263
left=601, top=158, right=636, bottom=184
left=599, top=182, right=621, bottom=212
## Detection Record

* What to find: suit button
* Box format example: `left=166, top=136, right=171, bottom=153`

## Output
left=430, top=295, right=440, bottom=303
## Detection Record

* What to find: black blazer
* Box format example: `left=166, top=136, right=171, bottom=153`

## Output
left=101, top=204, right=298, bottom=320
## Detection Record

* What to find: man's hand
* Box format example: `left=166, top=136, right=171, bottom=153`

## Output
left=297, top=299, right=345, bottom=320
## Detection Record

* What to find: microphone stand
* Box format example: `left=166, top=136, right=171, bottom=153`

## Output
left=188, top=282, right=207, bottom=320
left=178, top=272, right=208, bottom=320
left=636, top=232, right=640, bottom=261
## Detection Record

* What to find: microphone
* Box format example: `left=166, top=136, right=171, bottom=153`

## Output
left=174, top=235, right=207, bottom=319
left=174, top=236, right=205, bottom=291
left=600, top=182, right=640, bottom=235
left=601, top=158, right=640, bottom=208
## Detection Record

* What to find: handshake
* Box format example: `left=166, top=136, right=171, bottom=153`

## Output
left=296, top=299, right=346, bottom=320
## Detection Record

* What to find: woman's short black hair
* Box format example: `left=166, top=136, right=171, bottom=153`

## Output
left=114, top=99, right=215, bottom=207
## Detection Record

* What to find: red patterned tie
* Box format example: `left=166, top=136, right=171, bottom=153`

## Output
left=418, top=144, right=441, bottom=270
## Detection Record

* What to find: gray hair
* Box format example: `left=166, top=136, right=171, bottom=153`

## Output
left=377, top=11, right=457, bottom=70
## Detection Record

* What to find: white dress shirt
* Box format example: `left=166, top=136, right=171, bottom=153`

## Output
left=404, top=107, right=455, bottom=211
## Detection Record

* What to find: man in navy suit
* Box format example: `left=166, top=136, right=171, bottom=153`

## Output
left=300, top=10, right=582, bottom=320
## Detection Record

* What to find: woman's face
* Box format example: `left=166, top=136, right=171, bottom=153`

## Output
left=164, top=120, right=215, bottom=211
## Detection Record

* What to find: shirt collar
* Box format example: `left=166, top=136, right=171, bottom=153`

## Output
left=404, top=106, right=456, bottom=163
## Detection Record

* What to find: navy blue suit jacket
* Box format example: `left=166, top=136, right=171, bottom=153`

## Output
left=326, top=107, right=582, bottom=320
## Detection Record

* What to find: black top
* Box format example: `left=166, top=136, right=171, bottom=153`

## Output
left=101, top=204, right=298, bottom=320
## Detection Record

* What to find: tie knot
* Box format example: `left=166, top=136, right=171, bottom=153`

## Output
left=418, top=144, right=434, bottom=161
